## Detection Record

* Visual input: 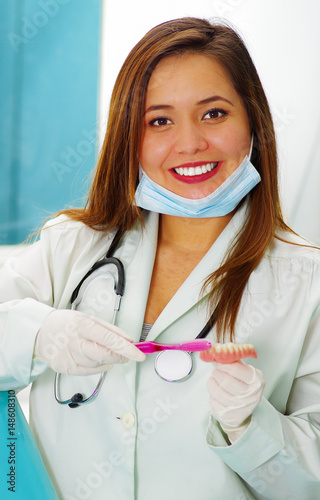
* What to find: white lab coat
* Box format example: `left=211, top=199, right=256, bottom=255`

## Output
left=0, top=201, right=320, bottom=500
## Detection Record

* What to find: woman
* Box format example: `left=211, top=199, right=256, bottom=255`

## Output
left=1, top=17, right=320, bottom=500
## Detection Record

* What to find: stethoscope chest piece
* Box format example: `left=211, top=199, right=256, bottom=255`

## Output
left=154, top=350, right=193, bottom=382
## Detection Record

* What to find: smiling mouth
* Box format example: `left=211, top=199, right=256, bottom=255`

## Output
left=173, top=162, right=218, bottom=177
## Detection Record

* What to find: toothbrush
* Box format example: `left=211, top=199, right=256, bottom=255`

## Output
left=134, top=339, right=212, bottom=354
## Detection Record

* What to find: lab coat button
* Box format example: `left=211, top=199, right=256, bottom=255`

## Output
left=121, top=412, right=135, bottom=429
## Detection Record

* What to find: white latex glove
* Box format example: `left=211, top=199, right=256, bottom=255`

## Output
left=207, top=361, right=265, bottom=443
left=34, top=309, right=146, bottom=375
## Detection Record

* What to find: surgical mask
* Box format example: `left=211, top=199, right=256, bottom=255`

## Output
left=135, top=140, right=261, bottom=218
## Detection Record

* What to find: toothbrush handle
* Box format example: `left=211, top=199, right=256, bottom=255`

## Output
left=134, top=342, right=160, bottom=354
left=134, top=340, right=212, bottom=354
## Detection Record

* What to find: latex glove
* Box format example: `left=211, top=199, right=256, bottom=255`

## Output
left=207, top=361, right=265, bottom=443
left=34, top=309, right=145, bottom=375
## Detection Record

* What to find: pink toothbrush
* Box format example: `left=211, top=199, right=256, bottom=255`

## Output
left=134, top=339, right=212, bottom=354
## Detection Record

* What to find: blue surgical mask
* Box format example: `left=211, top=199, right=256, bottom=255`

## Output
left=135, top=146, right=261, bottom=218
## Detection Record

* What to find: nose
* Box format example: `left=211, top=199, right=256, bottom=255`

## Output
left=174, top=121, right=208, bottom=155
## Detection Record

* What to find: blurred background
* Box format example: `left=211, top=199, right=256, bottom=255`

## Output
left=0, top=0, right=320, bottom=416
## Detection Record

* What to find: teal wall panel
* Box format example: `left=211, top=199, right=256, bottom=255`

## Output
left=0, top=3, right=19, bottom=242
left=0, top=0, right=102, bottom=243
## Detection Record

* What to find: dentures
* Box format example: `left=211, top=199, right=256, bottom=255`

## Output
left=200, top=343, right=257, bottom=364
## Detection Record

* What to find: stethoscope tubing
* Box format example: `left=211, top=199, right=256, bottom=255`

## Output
left=54, top=229, right=218, bottom=407
left=54, top=236, right=125, bottom=408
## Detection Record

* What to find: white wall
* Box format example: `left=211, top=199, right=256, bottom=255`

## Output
left=99, top=0, right=320, bottom=242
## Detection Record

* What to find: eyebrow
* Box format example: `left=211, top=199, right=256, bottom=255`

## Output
left=198, top=95, right=234, bottom=107
left=144, top=95, right=234, bottom=114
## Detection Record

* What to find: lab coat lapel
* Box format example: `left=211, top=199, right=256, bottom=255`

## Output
left=147, top=202, right=249, bottom=341
left=116, top=211, right=159, bottom=339
left=115, top=212, right=158, bottom=399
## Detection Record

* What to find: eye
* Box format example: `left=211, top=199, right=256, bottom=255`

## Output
left=203, top=108, right=227, bottom=120
left=148, top=116, right=173, bottom=127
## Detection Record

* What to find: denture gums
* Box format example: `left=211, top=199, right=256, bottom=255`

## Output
left=200, top=343, right=258, bottom=364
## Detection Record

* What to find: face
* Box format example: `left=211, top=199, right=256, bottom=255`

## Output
left=139, top=53, right=251, bottom=199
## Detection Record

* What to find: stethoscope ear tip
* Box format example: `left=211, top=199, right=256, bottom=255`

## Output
left=68, top=393, right=84, bottom=409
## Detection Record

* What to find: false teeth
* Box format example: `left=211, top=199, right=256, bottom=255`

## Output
left=200, top=343, right=257, bottom=364
left=174, top=162, right=218, bottom=176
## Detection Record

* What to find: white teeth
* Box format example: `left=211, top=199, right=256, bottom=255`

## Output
left=213, top=343, right=252, bottom=353
left=174, top=162, right=218, bottom=176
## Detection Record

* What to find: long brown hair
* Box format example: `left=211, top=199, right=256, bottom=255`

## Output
left=59, top=17, right=291, bottom=340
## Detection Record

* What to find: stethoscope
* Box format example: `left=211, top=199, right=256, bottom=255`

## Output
left=54, top=230, right=217, bottom=408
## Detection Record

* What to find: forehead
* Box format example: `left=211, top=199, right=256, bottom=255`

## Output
left=146, top=53, right=236, bottom=101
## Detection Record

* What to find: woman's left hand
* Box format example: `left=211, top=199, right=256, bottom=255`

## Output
left=207, top=361, right=265, bottom=442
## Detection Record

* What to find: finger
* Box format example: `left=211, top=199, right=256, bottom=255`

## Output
left=80, top=322, right=146, bottom=362
left=210, top=369, right=249, bottom=396
left=207, top=379, right=257, bottom=426
left=209, top=397, right=227, bottom=418
left=212, top=361, right=257, bottom=384
left=208, top=377, right=244, bottom=406
left=86, top=316, right=134, bottom=342
left=208, top=377, right=229, bottom=404
left=71, top=312, right=134, bottom=342
left=79, top=339, right=132, bottom=365
left=210, top=369, right=264, bottom=403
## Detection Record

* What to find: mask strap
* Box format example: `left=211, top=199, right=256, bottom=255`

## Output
left=138, top=164, right=144, bottom=181
left=249, top=134, right=254, bottom=160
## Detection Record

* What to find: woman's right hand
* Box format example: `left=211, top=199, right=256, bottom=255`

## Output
left=34, top=309, right=146, bottom=375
